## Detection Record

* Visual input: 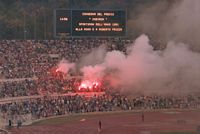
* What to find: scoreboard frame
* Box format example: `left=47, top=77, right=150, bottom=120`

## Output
left=53, top=9, right=72, bottom=38
left=54, top=9, right=127, bottom=38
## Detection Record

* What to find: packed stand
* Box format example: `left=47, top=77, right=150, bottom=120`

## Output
left=0, top=39, right=131, bottom=79
left=1, top=93, right=200, bottom=126
left=0, top=80, right=38, bottom=98
left=0, top=39, right=131, bottom=98
left=0, top=39, right=102, bottom=79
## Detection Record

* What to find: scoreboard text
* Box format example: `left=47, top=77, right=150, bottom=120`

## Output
left=54, top=9, right=126, bottom=37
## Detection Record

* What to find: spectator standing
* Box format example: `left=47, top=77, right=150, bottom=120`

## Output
left=141, top=112, right=144, bottom=122
left=98, top=120, right=102, bottom=133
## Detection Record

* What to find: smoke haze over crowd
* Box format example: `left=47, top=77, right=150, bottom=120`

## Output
left=57, top=0, right=200, bottom=95
left=84, top=35, right=200, bottom=95
left=132, top=0, right=200, bottom=50
left=57, top=34, right=200, bottom=95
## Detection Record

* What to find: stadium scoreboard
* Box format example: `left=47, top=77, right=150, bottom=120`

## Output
left=54, top=9, right=126, bottom=37
left=54, top=9, right=71, bottom=37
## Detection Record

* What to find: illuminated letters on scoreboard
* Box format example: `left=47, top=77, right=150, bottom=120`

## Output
left=54, top=9, right=126, bottom=37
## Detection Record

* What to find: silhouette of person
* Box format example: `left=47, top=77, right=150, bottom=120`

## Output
left=98, top=120, right=102, bottom=133
left=8, top=119, right=12, bottom=127
left=99, top=120, right=102, bottom=130
left=141, top=112, right=144, bottom=122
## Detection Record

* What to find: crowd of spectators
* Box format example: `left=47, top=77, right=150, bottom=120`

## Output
left=0, top=39, right=131, bottom=98
left=0, top=39, right=130, bottom=79
left=0, top=94, right=200, bottom=126
left=0, top=80, right=38, bottom=98
left=0, top=38, right=200, bottom=127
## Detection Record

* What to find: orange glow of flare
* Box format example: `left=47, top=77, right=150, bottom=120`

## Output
left=56, top=69, right=59, bottom=72
left=78, top=80, right=100, bottom=91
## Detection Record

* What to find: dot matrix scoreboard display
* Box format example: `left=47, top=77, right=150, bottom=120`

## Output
left=54, top=9, right=126, bottom=38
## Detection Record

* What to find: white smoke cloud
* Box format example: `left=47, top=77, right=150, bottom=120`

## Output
left=56, top=0, right=200, bottom=95
left=80, top=34, right=200, bottom=95
left=131, top=0, right=200, bottom=50
left=56, top=59, right=75, bottom=74
left=81, top=65, right=105, bottom=81
left=78, top=45, right=107, bottom=68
